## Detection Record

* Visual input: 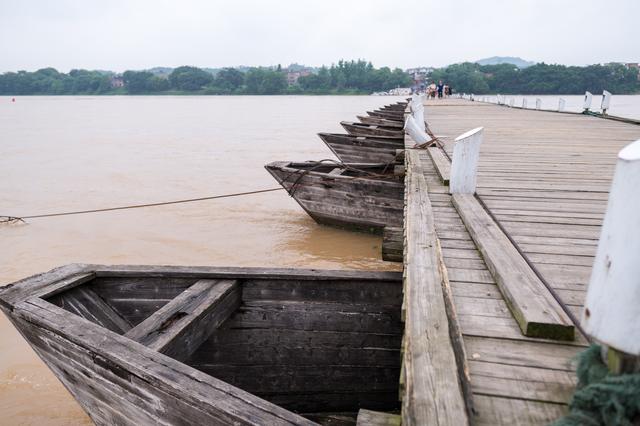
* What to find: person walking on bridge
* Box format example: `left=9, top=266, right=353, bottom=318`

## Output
left=437, top=80, right=444, bottom=99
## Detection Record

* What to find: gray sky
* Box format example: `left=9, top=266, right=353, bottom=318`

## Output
left=0, top=0, right=638, bottom=72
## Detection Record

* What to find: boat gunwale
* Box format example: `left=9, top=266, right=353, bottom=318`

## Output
left=264, top=161, right=403, bottom=185
left=0, top=263, right=403, bottom=309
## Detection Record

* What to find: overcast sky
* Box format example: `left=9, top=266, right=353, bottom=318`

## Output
left=0, top=0, right=638, bottom=72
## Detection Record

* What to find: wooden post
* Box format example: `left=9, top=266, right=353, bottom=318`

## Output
left=582, top=139, right=640, bottom=373
left=601, top=90, right=612, bottom=115
left=404, top=115, right=430, bottom=144
left=558, top=98, right=566, bottom=112
left=522, top=98, right=527, bottom=108
left=535, top=98, right=542, bottom=110
left=583, top=91, right=593, bottom=111
left=449, top=127, right=484, bottom=194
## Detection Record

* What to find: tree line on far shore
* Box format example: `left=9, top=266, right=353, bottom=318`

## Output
left=430, top=62, right=640, bottom=95
left=0, top=60, right=412, bottom=95
left=1, top=60, right=638, bottom=95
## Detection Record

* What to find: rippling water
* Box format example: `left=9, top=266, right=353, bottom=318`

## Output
left=0, top=95, right=404, bottom=424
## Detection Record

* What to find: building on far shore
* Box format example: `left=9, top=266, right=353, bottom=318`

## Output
left=286, top=70, right=312, bottom=85
left=110, top=75, right=124, bottom=88
left=406, top=67, right=434, bottom=93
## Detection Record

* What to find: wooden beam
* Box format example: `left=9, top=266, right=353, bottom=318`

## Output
left=125, top=279, right=240, bottom=361
left=427, top=146, right=451, bottom=185
left=452, top=193, right=575, bottom=340
left=356, top=409, right=401, bottom=426
left=54, top=287, right=132, bottom=334
left=382, top=226, right=403, bottom=262
left=401, top=150, right=469, bottom=426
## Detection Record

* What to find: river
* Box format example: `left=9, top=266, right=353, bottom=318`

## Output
left=0, top=95, right=405, bottom=425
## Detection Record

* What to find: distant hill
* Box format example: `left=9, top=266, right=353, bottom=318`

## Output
left=475, top=56, right=536, bottom=68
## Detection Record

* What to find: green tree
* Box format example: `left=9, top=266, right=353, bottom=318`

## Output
left=169, top=66, right=214, bottom=91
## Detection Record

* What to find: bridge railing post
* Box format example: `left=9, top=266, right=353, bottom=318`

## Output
left=410, top=99, right=425, bottom=132
left=601, top=90, right=612, bottom=115
left=535, top=99, right=542, bottom=110
left=449, top=127, right=484, bottom=194
left=583, top=91, right=593, bottom=112
left=522, top=98, right=527, bottom=109
left=583, top=139, right=640, bottom=374
left=558, top=98, right=566, bottom=112
left=404, top=115, right=430, bottom=145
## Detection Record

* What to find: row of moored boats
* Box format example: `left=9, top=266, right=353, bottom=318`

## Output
left=265, top=96, right=434, bottom=234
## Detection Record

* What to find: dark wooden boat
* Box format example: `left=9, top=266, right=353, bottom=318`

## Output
left=265, top=161, right=404, bottom=232
left=380, top=103, right=406, bottom=111
left=367, top=110, right=405, bottom=120
left=340, top=121, right=405, bottom=139
left=318, top=132, right=403, bottom=164
left=0, top=264, right=403, bottom=425
left=357, top=115, right=404, bottom=128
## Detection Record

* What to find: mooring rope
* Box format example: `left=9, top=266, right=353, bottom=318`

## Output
left=0, top=187, right=284, bottom=224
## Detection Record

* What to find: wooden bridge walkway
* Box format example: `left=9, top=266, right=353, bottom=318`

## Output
left=400, top=98, right=640, bottom=425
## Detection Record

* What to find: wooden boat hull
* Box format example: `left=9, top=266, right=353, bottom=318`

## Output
left=0, top=264, right=403, bottom=425
left=318, top=132, right=403, bottom=164
left=357, top=115, right=404, bottom=128
left=265, top=161, right=404, bottom=233
left=367, top=110, right=405, bottom=120
left=340, top=121, right=405, bottom=139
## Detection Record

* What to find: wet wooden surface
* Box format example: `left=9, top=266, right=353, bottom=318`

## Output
left=404, top=98, right=640, bottom=424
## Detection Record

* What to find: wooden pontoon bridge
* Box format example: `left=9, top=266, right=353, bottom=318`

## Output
left=1, top=98, right=639, bottom=425
left=400, top=98, right=640, bottom=425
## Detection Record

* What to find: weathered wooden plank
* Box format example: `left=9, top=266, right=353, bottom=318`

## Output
left=428, top=146, right=451, bottom=184
left=14, top=298, right=315, bottom=425
left=402, top=149, right=469, bottom=425
left=382, top=226, right=403, bottom=262
left=473, top=395, right=567, bottom=425
left=124, top=279, right=240, bottom=361
left=0, top=263, right=95, bottom=308
left=49, top=287, right=132, bottom=334
left=452, top=193, right=575, bottom=341
left=356, top=409, right=401, bottom=426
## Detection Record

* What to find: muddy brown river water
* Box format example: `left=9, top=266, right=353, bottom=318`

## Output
left=0, top=95, right=404, bottom=425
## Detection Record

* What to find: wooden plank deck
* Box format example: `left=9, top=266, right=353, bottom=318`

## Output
left=403, top=98, right=640, bottom=424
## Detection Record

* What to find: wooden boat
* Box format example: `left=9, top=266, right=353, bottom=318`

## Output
left=340, top=121, right=405, bottom=139
left=380, top=103, right=407, bottom=111
left=0, top=264, right=403, bottom=425
left=366, top=110, right=405, bottom=120
left=317, top=132, right=403, bottom=164
left=265, top=161, right=404, bottom=232
left=357, top=115, right=403, bottom=128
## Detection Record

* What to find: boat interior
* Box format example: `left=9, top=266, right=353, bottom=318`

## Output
left=44, top=270, right=403, bottom=423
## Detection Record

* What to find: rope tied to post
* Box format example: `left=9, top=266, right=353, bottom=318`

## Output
left=0, top=187, right=284, bottom=224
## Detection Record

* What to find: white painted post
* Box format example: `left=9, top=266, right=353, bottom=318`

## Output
left=470, top=94, right=474, bottom=101
left=449, top=127, right=484, bottom=194
left=558, top=98, right=566, bottom=112
left=522, top=98, right=528, bottom=108
left=584, top=91, right=593, bottom=111
left=601, top=90, right=612, bottom=115
left=509, top=99, right=514, bottom=107
left=410, top=100, right=425, bottom=132
left=497, top=94, right=502, bottom=105
left=404, top=115, right=430, bottom=145
left=583, top=139, right=640, bottom=372
left=535, top=98, right=542, bottom=110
